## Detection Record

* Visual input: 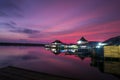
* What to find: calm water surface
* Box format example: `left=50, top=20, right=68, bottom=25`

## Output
left=0, top=46, right=119, bottom=80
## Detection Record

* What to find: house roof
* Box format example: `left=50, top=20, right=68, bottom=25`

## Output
left=103, top=36, right=120, bottom=45
left=79, top=37, right=88, bottom=41
left=52, top=40, right=62, bottom=43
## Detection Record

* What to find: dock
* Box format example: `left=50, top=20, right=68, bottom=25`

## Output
left=0, top=66, right=77, bottom=80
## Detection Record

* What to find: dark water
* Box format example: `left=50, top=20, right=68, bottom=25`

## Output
left=0, top=46, right=119, bottom=80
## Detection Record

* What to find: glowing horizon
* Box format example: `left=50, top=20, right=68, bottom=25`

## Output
left=0, top=0, right=120, bottom=43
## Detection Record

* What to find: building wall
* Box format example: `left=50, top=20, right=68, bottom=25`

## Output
left=104, top=46, right=120, bottom=58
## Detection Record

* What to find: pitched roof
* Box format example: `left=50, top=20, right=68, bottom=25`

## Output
left=103, top=36, right=120, bottom=45
left=52, top=40, right=62, bottom=43
left=79, top=37, right=88, bottom=41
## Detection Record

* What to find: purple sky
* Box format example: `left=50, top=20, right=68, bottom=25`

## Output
left=0, top=0, right=120, bottom=43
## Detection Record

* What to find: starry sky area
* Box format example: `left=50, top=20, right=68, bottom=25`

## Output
left=0, top=0, right=120, bottom=43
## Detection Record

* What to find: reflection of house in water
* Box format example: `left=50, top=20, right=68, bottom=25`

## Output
left=45, top=37, right=99, bottom=53
left=75, top=53, right=91, bottom=60
left=91, top=57, right=120, bottom=77
left=45, top=36, right=120, bottom=57
left=45, top=47, right=91, bottom=60
left=45, top=47, right=69, bottom=55
left=103, top=46, right=120, bottom=77
left=104, top=60, right=120, bottom=77
left=91, top=41, right=120, bottom=77
left=46, top=37, right=90, bottom=49
left=44, top=36, right=120, bottom=79
left=45, top=46, right=120, bottom=78
left=50, top=48, right=61, bottom=54
left=45, top=47, right=77, bottom=55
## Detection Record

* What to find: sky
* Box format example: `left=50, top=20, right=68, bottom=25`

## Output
left=0, top=0, right=120, bottom=43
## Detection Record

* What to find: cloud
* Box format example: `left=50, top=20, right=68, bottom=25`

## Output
left=0, top=0, right=120, bottom=43
left=0, top=11, right=8, bottom=17
left=0, top=21, right=16, bottom=28
left=0, top=0, right=20, bottom=10
left=0, top=0, right=23, bottom=17
left=10, top=28, right=40, bottom=34
left=0, top=20, right=40, bottom=34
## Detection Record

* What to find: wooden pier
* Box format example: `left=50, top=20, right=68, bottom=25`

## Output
left=0, top=66, right=77, bottom=80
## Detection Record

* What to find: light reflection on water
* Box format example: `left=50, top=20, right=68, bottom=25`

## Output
left=0, top=46, right=119, bottom=80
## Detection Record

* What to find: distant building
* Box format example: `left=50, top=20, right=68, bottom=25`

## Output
left=50, top=40, right=63, bottom=48
left=87, top=41, right=99, bottom=48
left=77, top=37, right=88, bottom=45
left=52, top=40, right=63, bottom=45
left=77, top=37, right=89, bottom=50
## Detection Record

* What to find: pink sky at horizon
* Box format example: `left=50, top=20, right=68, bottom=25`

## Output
left=0, top=0, right=120, bottom=43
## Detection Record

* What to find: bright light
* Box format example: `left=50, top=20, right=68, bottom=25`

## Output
left=69, top=45, right=78, bottom=48
left=98, top=42, right=107, bottom=46
left=98, top=43, right=102, bottom=46
left=51, top=48, right=56, bottom=52
left=70, top=49, right=76, bottom=52
left=96, top=45, right=101, bottom=48
left=81, top=46, right=86, bottom=48
left=54, top=42, right=57, bottom=45
left=45, top=48, right=50, bottom=50
left=96, top=42, right=107, bottom=48
left=51, top=45, right=56, bottom=47
left=77, top=41, right=82, bottom=44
